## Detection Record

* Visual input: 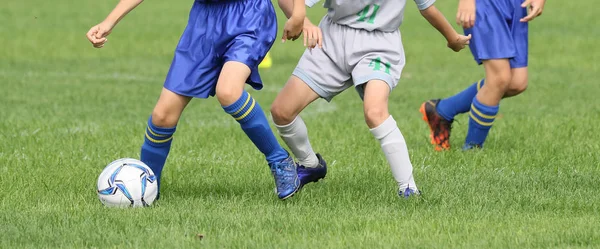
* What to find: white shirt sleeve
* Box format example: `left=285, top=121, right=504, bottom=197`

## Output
left=414, top=0, right=436, bottom=10
left=305, top=0, right=321, bottom=7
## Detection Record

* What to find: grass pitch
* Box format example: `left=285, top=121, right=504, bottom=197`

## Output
left=1, top=0, right=599, bottom=248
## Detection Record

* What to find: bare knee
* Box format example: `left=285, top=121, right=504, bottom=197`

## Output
left=215, top=85, right=243, bottom=106
left=364, top=106, right=389, bottom=128
left=151, top=108, right=179, bottom=127
left=270, top=101, right=296, bottom=125
left=501, top=67, right=528, bottom=98
left=506, top=74, right=528, bottom=97
left=490, top=71, right=513, bottom=90
left=270, top=76, right=320, bottom=125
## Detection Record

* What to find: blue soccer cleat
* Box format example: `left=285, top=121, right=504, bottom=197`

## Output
left=398, top=187, right=420, bottom=199
left=269, top=155, right=300, bottom=200
left=297, top=153, right=327, bottom=187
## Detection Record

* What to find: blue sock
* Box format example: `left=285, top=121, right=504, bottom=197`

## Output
left=223, top=90, right=288, bottom=164
left=465, top=97, right=498, bottom=147
left=437, top=79, right=485, bottom=121
left=140, top=117, right=176, bottom=189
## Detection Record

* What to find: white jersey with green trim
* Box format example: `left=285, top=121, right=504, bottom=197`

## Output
left=305, top=0, right=435, bottom=32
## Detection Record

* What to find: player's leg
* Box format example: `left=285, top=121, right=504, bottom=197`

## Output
left=430, top=53, right=526, bottom=120
left=271, top=75, right=326, bottom=187
left=272, top=16, right=350, bottom=187
left=212, top=0, right=299, bottom=200
left=140, top=0, right=207, bottom=191
left=270, top=76, right=320, bottom=166
left=363, top=80, right=419, bottom=197
left=216, top=61, right=288, bottom=166
left=350, top=29, right=418, bottom=197
left=216, top=61, right=299, bottom=199
left=463, top=59, right=510, bottom=149
left=435, top=67, right=524, bottom=118
left=505, top=67, right=528, bottom=97
left=505, top=5, right=530, bottom=98
left=463, top=0, right=529, bottom=149
left=434, top=79, right=485, bottom=121
left=423, top=68, right=524, bottom=151
left=141, top=88, right=191, bottom=190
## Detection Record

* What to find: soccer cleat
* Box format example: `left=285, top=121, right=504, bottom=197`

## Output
left=398, top=187, right=420, bottom=199
left=297, top=153, right=328, bottom=187
left=269, top=155, right=300, bottom=200
left=419, top=99, right=453, bottom=151
left=462, top=142, right=482, bottom=151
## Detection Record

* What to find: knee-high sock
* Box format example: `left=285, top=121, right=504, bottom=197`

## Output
left=437, top=79, right=485, bottom=121
left=222, top=90, right=289, bottom=164
left=140, top=117, right=176, bottom=189
left=370, top=116, right=418, bottom=191
left=275, top=116, right=319, bottom=168
left=465, top=97, right=499, bottom=147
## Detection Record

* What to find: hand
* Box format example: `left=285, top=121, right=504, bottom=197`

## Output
left=447, top=33, right=471, bottom=52
left=456, top=0, right=476, bottom=29
left=302, top=20, right=323, bottom=49
left=520, top=0, right=545, bottom=22
left=86, top=21, right=114, bottom=48
left=282, top=15, right=304, bottom=42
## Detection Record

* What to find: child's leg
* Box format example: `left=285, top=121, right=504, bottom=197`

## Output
left=271, top=75, right=327, bottom=188
left=436, top=67, right=527, bottom=120
left=217, top=61, right=299, bottom=199
left=436, top=79, right=485, bottom=121
left=141, top=88, right=191, bottom=189
left=216, top=61, right=289, bottom=164
left=271, top=76, right=320, bottom=168
left=433, top=66, right=527, bottom=122
left=505, top=67, right=528, bottom=97
left=272, top=15, right=351, bottom=170
left=464, top=59, right=510, bottom=148
left=363, top=80, right=418, bottom=194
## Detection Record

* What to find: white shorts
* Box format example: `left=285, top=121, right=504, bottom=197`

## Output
left=293, top=15, right=406, bottom=101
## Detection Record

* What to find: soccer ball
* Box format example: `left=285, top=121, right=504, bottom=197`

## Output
left=97, top=158, right=158, bottom=208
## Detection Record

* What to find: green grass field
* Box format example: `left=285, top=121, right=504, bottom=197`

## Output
left=1, top=0, right=599, bottom=248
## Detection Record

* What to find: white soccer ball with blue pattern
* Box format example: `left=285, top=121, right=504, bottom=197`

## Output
left=97, top=158, right=158, bottom=207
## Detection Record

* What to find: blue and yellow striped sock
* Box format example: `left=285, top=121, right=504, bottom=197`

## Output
left=140, top=117, right=176, bottom=189
left=465, top=97, right=498, bottom=148
left=222, top=90, right=288, bottom=164
left=437, top=79, right=485, bottom=121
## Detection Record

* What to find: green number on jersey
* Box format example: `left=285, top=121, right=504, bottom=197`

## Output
left=369, top=57, right=391, bottom=75
left=356, top=4, right=380, bottom=24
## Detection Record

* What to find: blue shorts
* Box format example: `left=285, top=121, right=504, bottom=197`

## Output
left=464, top=0, right=528, bottom=68
left=163, top=0, right=277, bottom=98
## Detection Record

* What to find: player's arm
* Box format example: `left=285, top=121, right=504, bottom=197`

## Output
left=520, top=0, right=545, bottom=22
left=86, top=0, right=144, bottom=48
left=278, top=0, right=306, bottom=19
left=278, top=0, right=323, bottom=48
left=457, top=0, right=476, bottom=28
left=280, top=0, right=307, bottom=42
left=417, top=2, right=471, bottom=52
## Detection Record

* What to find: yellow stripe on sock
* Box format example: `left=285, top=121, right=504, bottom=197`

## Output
left=147, top=127, right=167, bottom=137
left=471, top=104, right=497, bottom=119
left=145, top=131, right=173, bottom=143
left=477, top=79, right=484, bottom=91
left=469, top=112, right=494, bottom=126
left=235, top=98, right=256, bottom=121
left=231, top=93, right=251, bottom=117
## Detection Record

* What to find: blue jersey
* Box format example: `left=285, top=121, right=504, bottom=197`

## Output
left=464, top=0, right=528, bottom=68
left=163, top=0, right=277, bottom=98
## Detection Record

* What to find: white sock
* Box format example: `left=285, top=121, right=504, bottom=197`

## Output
left=275, top=116, right=319, bottom=168
left=370, top=115, right=418, bottom=191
